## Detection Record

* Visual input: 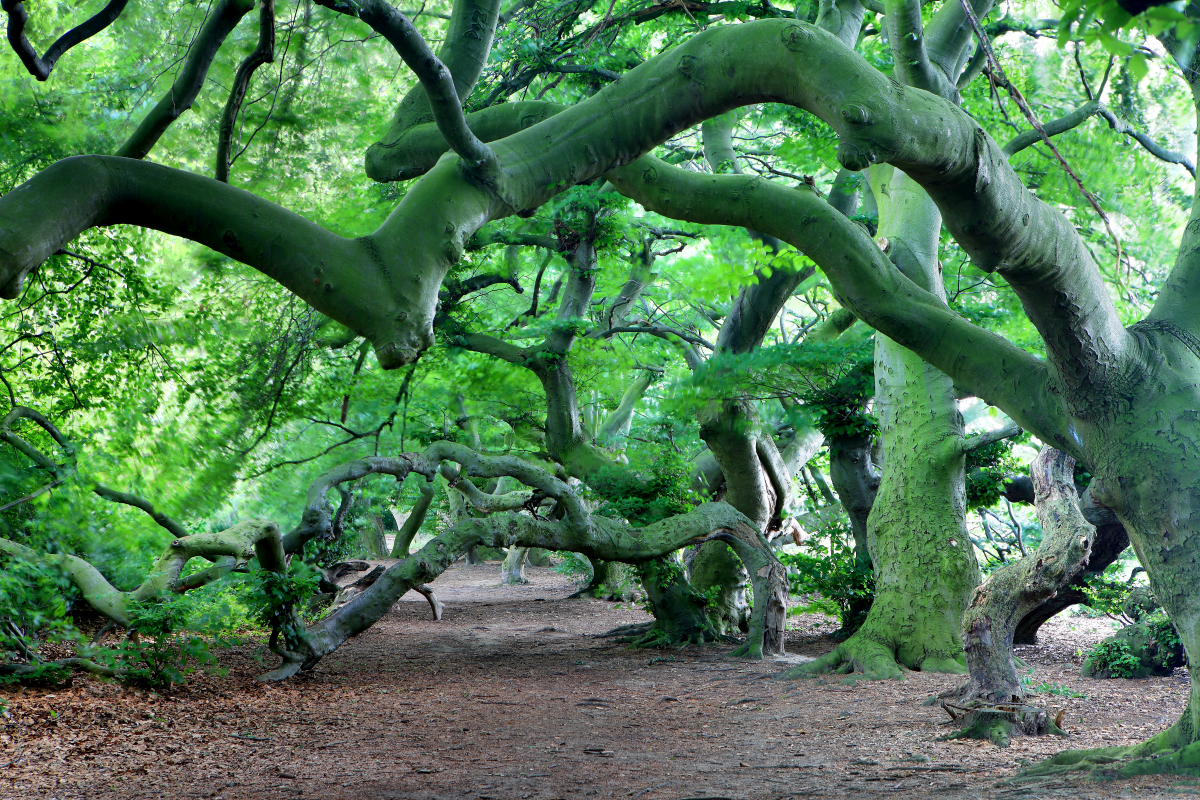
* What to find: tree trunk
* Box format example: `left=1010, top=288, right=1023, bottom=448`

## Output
left=1012, top=514, right=1128, bottom=644
left=362, top=515, right=389, bottom=559
left=617, top=556, right=724, bottom=648
left=941, top=448, right=1096, bottom=746
left=500, top=546, right=530, bottom=584
left=688, top=542, right=749, bottom=634
left=390, top=479, right=436, bottom=558
left=1029, top=373, right=1200, bottom=776
left=572, top=559, right=637, bottom=600
left=789, top=170, right=978, bottom=679
left=827, top=430, right=879, bottom=635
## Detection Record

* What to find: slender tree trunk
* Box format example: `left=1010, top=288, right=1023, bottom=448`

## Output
left=363, top=515, right=389, bottom=559
left=501, top=546, right=530, bottom=584
left=827, top=430, right=879, bottom=635
left=390, top=479, right=436, bottom=558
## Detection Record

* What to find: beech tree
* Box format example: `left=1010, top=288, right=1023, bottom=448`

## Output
left=2, top=0, right=1199, bottom=778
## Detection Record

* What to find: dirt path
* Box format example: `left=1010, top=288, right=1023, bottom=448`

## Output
left=2, top=564, right=1196, bottom=799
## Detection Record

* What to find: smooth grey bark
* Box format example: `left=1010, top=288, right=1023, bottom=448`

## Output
left=390, top=478, right=436, bottom=557
left=500, top=546, right=530, bottom=584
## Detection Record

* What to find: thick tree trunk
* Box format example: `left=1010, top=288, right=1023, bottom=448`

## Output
left=789, top=171, right=978, bottom=679
left=688, top=542, right=749, bottom=634
left=619, top=556, right=725, bottom=647
left=941, top=448, right=1095, bottom=746
left=1028, top=363, right=1200, bottom=776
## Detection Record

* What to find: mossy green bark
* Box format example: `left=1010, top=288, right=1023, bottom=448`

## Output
left=788, top=171, right=977, bottom=679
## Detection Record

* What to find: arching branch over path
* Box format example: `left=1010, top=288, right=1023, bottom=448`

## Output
left=0, top=19, right=1130, bottom=411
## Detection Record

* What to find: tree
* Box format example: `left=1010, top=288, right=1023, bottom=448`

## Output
left=2, top=0, right=1199, bottom=776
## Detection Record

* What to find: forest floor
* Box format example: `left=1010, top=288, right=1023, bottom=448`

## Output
left=2, top=563, right=1197, bottom=800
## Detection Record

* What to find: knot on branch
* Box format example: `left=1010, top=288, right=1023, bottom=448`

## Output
left=779, top=22, right=813, bottom=52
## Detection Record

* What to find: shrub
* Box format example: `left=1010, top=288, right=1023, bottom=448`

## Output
left=779, top=521, right=872, bottom=629
left=1082, top=614, right=1186, bottom=679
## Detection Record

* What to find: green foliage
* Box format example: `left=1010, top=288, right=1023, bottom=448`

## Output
left=1021, top=673, right=1089, bottom=699
left=965, top=437, right=1022, bottom=510
left=1084, top=638, right=1145, bottom=679
left=547, top=183, right=631, bottom=251
left=248, top=560, right=321, bottom=636
left=780, top=521, right=873, bottom=628
left=589, top=449, right=697, bottom=526
left=105, top=596, right=229, bottom=691
left=554, top=550, right=593, bottom=581
left=1080, top=566, right=1152, bottom=624
left=0, top=557, right=81, bottom=685
left=1082, top=614, right=1186, bottom=679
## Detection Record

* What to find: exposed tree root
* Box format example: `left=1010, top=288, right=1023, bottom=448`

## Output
left=782, top=631, right=967, bottom=680
left=608, top=622, right=736, bottom=649
left=1018, top=729, right=1200, bottom=780
left=937, top=698, right=1065, bottom=747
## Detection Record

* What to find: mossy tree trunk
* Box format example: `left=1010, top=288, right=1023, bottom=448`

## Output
left=789, top=171, right=978, bottom=679
left=1012, top=508, right=1128, bottom=645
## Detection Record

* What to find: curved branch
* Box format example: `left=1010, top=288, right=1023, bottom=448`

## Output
left=5, top=20, right=1129, bottom=396
left=0, top=155, right=430, bottom=367
left=883, top=0, right=955, bottom=95
left=0, top=520, right=283, bottom=627
left=451, top=476, right=533, bottom=512
left=92, top=484, right=189, bottom=539
left=607, top=156, right=1072, bottom=451
left=117, top=0, right=255, bottom=160
left=1, top=0, right=131, bottom=80
left=283, top=499, right=765, bottom=674
left=365, top=0, right=502, bottom=180
left=317, top=0, right=495, bottom=173
left=1004, top=100, right=1196, bottom=175
left=961, top=422, right=1022, bottom=452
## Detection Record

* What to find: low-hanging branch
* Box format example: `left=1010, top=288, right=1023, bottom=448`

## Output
left=264, top=438, right=788, bottom=677
left=0, top=519, right=286, bottom=627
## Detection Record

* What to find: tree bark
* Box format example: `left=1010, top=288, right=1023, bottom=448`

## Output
left=941, top=448, right=1095, bottom=746
left=788, top=170, right=978, bottom=679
